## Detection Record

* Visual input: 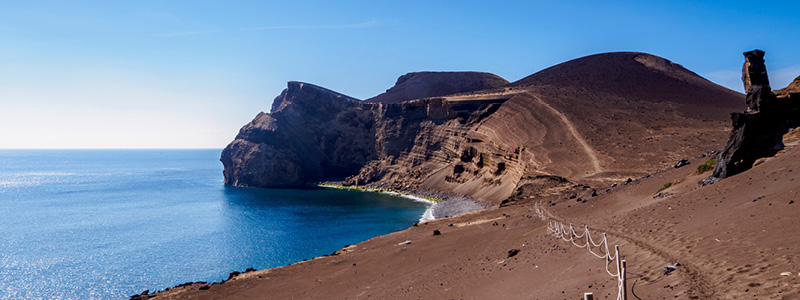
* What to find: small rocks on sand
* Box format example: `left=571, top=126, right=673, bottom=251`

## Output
left=674, top=159, right=690, bottom=168
left=432, top=230, right=441, bottom=236
left=664, top=263, right=680, bottom=275
left=507, top=249, right=520, bottom=258
left=653, top=192, right=669, bottom=199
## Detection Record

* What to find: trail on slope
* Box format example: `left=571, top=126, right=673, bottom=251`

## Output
left=541, top=207, right=717, bottom=299
left=528, top=93, right=603, bottom=176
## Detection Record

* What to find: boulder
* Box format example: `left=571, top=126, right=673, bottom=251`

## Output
left=674, top=159, right=689, bottom=168
left=507, top=249, right=520, bottom=258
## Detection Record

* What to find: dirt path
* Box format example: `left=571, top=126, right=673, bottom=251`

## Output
left=529, top=93, right=603, bottom=176
left=540, top=206, right=718, bottom=299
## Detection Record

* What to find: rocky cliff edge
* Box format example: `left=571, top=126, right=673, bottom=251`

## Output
left=222, top=53, right=744, bottom=205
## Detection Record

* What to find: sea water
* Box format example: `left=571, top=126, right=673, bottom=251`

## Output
left=0, top=150, right=430, bottom=299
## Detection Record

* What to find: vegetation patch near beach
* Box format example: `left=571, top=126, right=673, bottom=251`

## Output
left=318, top=183, right=441, bottom=202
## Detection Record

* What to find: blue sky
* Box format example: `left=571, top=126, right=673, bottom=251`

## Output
left=1, top=1, right=798, bottom=148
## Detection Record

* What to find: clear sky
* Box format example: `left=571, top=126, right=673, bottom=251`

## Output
left=1, top=0, right=798, bottom=149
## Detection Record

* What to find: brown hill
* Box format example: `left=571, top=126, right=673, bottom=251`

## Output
left=365, top=71, right=509, bottom=104
left=221, top=52, right=744, bottom=205
left=151, top=51, right=800, bottom=300
left=512, top=52, right=741, bottom=119
left=151, top=112, right=800, bottom=300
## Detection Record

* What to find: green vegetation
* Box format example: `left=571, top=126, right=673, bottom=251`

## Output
left=696, top=158, right=717, bottom=174
left=318, top=183, right=441, bottom=202
left=662, top=182, right=672, bottom=190
left=795, top=75, right=800, bottom=81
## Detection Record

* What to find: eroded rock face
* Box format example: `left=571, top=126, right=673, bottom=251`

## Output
left=223, top=52, right=744, bottom=204
left=220, top=77, right=508, bottom=188
left=221, top=82, right=378, bottom=187
left=742, top=50, right=773, bottom=112
left=707, top=50, right=800, bottom=182
left=774, top=77, right=800, bottom=98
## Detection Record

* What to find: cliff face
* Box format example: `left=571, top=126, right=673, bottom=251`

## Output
left=222, top=53, right=744, bottom=204
left=221, top=82, right=377, bottom=187
left=220, top=76, right=504, bottom=188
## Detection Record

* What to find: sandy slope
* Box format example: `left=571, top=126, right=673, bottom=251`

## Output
left=149, top=126, right=800, bottom=299
left=152, top=52, right=794, bottom=299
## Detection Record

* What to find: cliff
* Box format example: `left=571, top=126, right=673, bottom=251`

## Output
left=221, top=52, right=744, bottom=204
left=220, top=76, right=505, bottom=188
left=221, top=82, right=375, bottom=187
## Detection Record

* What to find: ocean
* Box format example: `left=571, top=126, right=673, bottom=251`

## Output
left=0, top=149, right=431, bottom=299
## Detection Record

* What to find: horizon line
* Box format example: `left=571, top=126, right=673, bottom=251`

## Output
left=0, top=148, right=224, bottom=150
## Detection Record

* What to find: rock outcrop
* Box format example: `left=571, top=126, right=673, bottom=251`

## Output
left=220, top=82, right=376, bottom=187
left=220, top=77, right=508, bottom=188
left=707, top=50, right=800, bottom=182
left=222, top=52, right=744, bottom=204
left=774, top=76, right=800, bottom=98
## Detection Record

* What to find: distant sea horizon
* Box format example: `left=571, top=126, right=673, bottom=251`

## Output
left=0, top=149, right=430, bottom=299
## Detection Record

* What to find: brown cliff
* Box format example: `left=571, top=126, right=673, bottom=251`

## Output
left=221, top=52, right=744, bottom=205
left=220, top=76, right=505, bottom=188
left=220, top=82, right=377, bottom=187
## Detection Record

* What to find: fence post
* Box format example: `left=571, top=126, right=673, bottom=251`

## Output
left=615, top=245, right=621, bottom=275
left=585, top=225, right=590, bottom=246
left=621, top=260, right=628, bottom=300
left=583, top=292, right=594, bottom=300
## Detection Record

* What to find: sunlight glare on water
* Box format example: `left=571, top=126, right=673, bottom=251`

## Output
left=0, top=150, right=430, bottom=299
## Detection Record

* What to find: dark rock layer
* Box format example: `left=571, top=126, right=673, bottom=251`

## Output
left=707, top=50, right=800, bottom=182
left=220, top=79, right=505, bottom=188
left=221, top=82, right=376, bottom=187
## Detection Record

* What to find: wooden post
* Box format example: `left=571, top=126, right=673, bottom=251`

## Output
left=621, top=259, right=628, bottom=300
left=585, top=225, right=590, bottom=246
left=615, top=245, right=621, bottom=276
left=583, top=292, right=594, bottom=300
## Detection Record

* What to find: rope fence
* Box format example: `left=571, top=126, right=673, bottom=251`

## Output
left=535, top=203, right=627, bottom=300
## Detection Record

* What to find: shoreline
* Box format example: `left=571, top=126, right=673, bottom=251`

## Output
left=318, top=183, right=438, bottom=222
left=142, top=147, right=800, bottom=299
left=135, top=184, right=491, bottom=299
left=318, top=182, right=490, bottom=221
